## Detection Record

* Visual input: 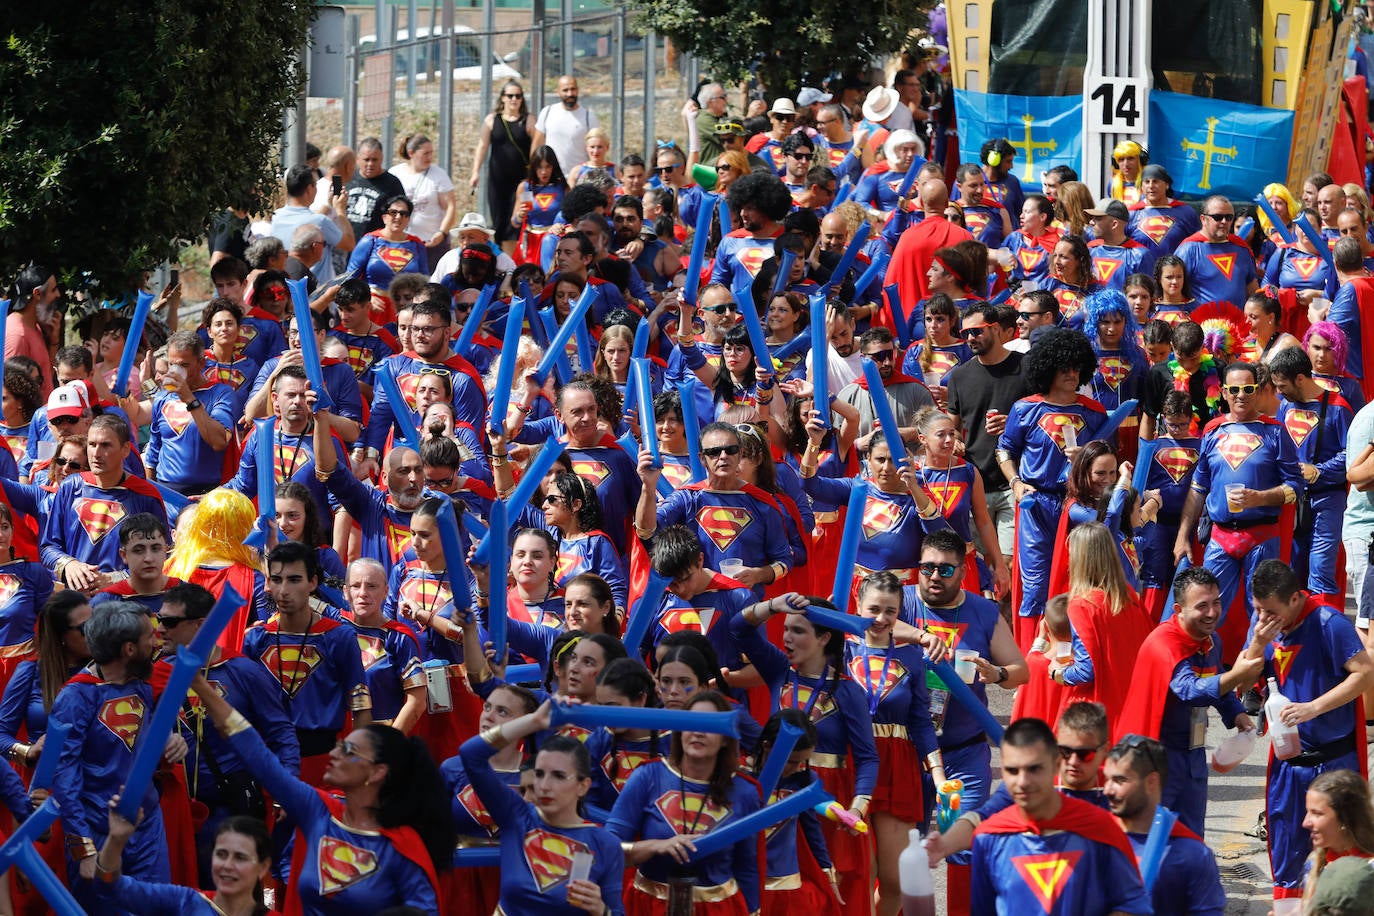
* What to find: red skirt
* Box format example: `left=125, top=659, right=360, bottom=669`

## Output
left=871, top=734, right=922, bottom=822
left=625, top=878, right=749, bottom=916
left=440, top=863, right=499, bottom=916
left=762, top=880, right=840, bottom=916
left=808, top=513, right=847, bottom=595
left=813, top=762, right=873, bottom=914
left=414, top=666, right=483, bottom=764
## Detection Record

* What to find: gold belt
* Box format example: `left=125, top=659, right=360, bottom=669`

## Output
left=766, top=873, right=802, bottom=890
left=810, top=752, right=845, bottom=769
left=0, top=640, right=35, bottom=660
left=456, top=835, right=498, bottom=848
left=814, top=510, right=841, bottom=524
left=873, top=723, right=909, bottom=740
left=633, top=873, right=740, bottom=903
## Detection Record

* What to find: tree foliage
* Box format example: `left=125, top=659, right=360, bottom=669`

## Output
left=0, top=1, right=315, bottom=290
left=625, top=0, right=927, bottom=97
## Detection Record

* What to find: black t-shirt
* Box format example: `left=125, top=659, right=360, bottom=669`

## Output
left=945, top=351, right=1029, bottom=490
left=346, top=172, right=407, bottom=239
left=1141, top=359, right=1228, bottom=428
left=208, top=209, right=251, bottom=262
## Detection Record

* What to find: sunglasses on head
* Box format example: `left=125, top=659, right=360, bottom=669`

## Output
left=918, top=561, right=959, bottom=578
left=1224, top=383, right=1258, bottom=396
left=701, top=443, right=741, bottom=458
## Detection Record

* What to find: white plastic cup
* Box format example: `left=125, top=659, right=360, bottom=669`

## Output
left=1053, top=641, right=1073, bottom=666
left=1272, top=899, right=1302, bottom=916
left=954, top=649, right=979, bottom=684
left=570, top=850, right=593, bottom=883
left=1225, top=483, right=1245, bottom=513
left=1210, top=729, right=1256, bottom=773
left=719, top=559, right=747, bottom=579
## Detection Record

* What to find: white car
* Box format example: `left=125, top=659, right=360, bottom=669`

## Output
left=359, top=25, right=521, bottom=84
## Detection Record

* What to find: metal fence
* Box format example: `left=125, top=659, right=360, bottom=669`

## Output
left=332, top=4, right=699, bottom=219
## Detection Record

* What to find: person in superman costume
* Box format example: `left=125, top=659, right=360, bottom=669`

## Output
left=243, top=543, right=370, bottom=788
left=996, top=328, right=1106, bottom=651
left=1270, top=346, right=1354, bottom=604
left=244, top=310, right=365, bottom=444
left=1100, top=735, right=1228, bottom=916
left=1086, top=199, right=1156, bottom=293
left=355, top=298, right=487, bottom=473
left=898, top=529, right=1028, bottom=916
left=1002, top=194, right=1060, bottom=287
left=1135, top=391, right=1201, bottom=616
left=709, top=172, right=790, bottom=292
left=328, top=277, right=399, bottom=389
left=1082, top=289, right=1149, bottom=461
left=151, top=582, right=300, bottom=888
left=195, top=270, right=290, bottom=370
left=50, top=601, right=180, bottom=914
left=40, top=414, right=167, bottom=593
left=189, top=667, right=451, bottom=914
left=315, top=407, right=424, bottom=567
left=637, top=423, right=793, bottom=599
left=970, top=717, right=1152, bottom=916
left=1126, top=164, right=1202, bottom=257
left=1239, top=560, right=1374, bottom=903
left=1172, top=362, right=1305, bottom=665
left=1117, top=567, right=1259, bottom=837
left=461, top=699, right=627, bottom=916
left=1172, top=195, right=1259, bottom=308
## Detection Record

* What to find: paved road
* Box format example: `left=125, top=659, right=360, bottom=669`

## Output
left=923, top=660, right=1284, bottom=913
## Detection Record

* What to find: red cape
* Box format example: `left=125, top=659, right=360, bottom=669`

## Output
left=285, top=791, right=439, bottom=916
left=1117, top=616, right=1213, bottom=740
left=1346, top=276, right=1374, bottom=404
left=1010, top=648, right=1067, bottom=726
left=977, top=795, right=1138, bottom=865
left=1056, top=589, right=1155, bottom=743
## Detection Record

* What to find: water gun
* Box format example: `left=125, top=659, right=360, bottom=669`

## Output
left=814, top=800, right=869, bottom=834
left=937, top=779, right=964, bottom=832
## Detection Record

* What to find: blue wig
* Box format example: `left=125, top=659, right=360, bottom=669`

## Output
left=1082, top=288, right=1144, bottom=363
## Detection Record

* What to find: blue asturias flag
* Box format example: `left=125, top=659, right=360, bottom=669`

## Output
left=1149, top=91, right=1294, bottom=200
left=953, top=90, right=1083, bottom=192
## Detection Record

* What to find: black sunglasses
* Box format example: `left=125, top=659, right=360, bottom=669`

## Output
left=51, top=415, right=81, bottom=427
left=1205, top=213, right=1235, bottom=222
left=703, top=303, right=741, bottom=315
left=918, top=561, right=959, bottom=578
left=1058, top=744, right=1103, bottom=763
left=864, top=349, right=895, bottom=362
left=52, top=456, right=86, bottom=470
left=701, top=444, right=742, bottom=458
left=1017, top=310, right=1046, bottom=320
left=155, top=614, right=190, bottom=629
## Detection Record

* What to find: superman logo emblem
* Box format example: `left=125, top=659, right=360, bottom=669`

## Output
left=603, top=749, right=652, bottom=791
left=1036, top=413, right=1086, bottom=451
left=1284, top=409, right=1318, bottom=447
left=1097, top=356, right=1130, bottom=390
left=238, top=325, right=259, bottom=345
left=696, top=505, right=751, bottom=551
left=0, top=574, right=21, bottom=609
left=383, top=519, right=410, bottom=563
left=1154, top=447, right=1198, bottom=484
left=861, top=496, right=903, bottom=538
left=1137, top=215, right=1175, bottom=245
left=825, top=147, right=846, bottom=168
left=396, top=374, right=422, bottom=410
left=3, top=435, right=23, bottom=462
left=963, top=209, right=991, bottom=236
left=400, top=578, right=451, bottom=618
left=260, top=643, right=322, bottom=693
left=1191, top=665, right=1218, bottom=678
left=1291, top=255, right=1320, bottom=280
left=926, top=349, right=961, bottom=380
left=925, top=620, right=969, bottom=650
left=1016, top=248, right=1046, bottom=274
left=848, top=655, right=908, bottom=701
left=924, top=480, right=968, bottom=517
left=356, top=633, right=387, bottom=670
left=534, top=193, right=556, bottom=211
left=1217, top=431, right=1261, bottom=470
left=572, top=459, right=609, bottom=487
left=737, top=246, right=769, bottom=278
left=662, top=463, right=694, bottom=489
left=659, top=607, right=707, bottom=635
left=789, top=188, right=806, bottom=207
left=523, top=828, right=590, bottom=891
left=1315, top=376, right=1340, bottom=394
left=1054, top=288, right=1083, bottom=318
left=1092, top=257, right=1123, bottom=285
left=1273, top=643, right=1301, bottom=686
left=98, top=695, right=145, bottom=751
left=317, top=836, right=378, bottom=894
left=273, top=443, right=308, bottom=483
left=555, top=550, right=582, bottom=582
left=1013, top=850, right=1082, bottom=913
left=345, top=346, right=375, bottom=375
left=1207, top=253, right=1237, bottom=280
left=654, top=790, right=729, bottom=835
left=162, top=399, right=192, bottom=436
left=457, top=783, right=497, bottom=834
left=75, top=497, right=126, bottom=544
left=780, top=682, right=837, bottom=721
left=377, top=244, right=415, bottom=273
left=556, top=724, right=592, bottom=742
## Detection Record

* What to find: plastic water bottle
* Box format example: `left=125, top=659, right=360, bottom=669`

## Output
left=1210, top=728, right=1256, bottom=773
left=1264, top=677, right=1302, bottom=760
left=899, top=828, right=936, bottom=916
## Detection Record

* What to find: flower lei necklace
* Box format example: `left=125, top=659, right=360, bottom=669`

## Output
left=1169, top=353, right=1221, bottom=415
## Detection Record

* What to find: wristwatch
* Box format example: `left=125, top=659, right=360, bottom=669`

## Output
left=183, top=398, right=203, bottom=412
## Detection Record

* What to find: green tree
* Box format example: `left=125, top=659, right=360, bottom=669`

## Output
left=626, top=0, right=926, bottom=96
left=0, top=2, right=315, bottom=290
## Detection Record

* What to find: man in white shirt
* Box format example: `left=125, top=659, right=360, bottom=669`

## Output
left=532, top=76, right=598, bottom=177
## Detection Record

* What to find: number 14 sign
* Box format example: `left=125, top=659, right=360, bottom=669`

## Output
left=1087, top=77, right=1148, bottom=135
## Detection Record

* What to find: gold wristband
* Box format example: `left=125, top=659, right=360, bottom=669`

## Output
left=221, top=710, right=252, bottom=738
left=67, top=837, right=97, bottom=860
left=481, top=724, right=508, bottom=748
